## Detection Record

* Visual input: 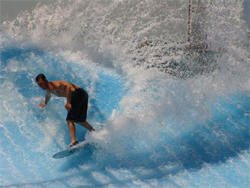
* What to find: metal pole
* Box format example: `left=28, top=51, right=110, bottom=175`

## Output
left=188, top=0, right=192, bottom=43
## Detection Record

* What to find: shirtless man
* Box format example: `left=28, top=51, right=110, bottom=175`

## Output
left=36, top=73, right=95, bottom=147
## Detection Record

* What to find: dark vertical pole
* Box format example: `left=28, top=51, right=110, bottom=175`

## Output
left=188, top=0, right=192, bottom=43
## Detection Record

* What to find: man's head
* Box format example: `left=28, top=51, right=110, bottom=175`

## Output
left=36, top=73, right=48, bottom=90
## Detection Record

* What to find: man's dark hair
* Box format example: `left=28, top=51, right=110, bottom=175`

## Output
left=36, top=73, right=47, bottom=82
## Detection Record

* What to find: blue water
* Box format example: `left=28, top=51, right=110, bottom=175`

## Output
left=0, top=46, right=249, bottom=188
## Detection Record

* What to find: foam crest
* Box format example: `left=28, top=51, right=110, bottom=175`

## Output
left=2, top=1, right=248, bottom=75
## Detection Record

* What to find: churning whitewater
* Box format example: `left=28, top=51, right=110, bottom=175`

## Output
left=0, top=0, right=249, bottom=187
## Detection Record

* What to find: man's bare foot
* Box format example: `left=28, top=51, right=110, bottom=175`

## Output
left=70, top=141, right=79, bottom=147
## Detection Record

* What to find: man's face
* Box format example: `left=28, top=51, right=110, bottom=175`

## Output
left=36, top=79, right=48, bottom=90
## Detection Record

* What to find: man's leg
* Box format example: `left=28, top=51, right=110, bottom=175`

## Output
left=77, top=121, right=95, bottom=132
left=67, top=120, right=77, bottom=144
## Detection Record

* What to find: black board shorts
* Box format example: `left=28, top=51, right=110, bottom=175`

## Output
left=66, top=88, right=88, bottom=122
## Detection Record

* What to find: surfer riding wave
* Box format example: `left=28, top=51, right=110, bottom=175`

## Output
left=36, top=73, right=95, bottom=147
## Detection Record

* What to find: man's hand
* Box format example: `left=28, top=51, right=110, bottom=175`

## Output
left=40, top=102, right=46, bottom=108
left=65, top=102, right=71, bottom=111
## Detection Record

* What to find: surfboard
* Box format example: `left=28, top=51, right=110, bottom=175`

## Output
left=53, top=141, right=90, bottom=159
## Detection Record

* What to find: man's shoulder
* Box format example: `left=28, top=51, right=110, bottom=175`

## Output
left=51, top=80, right=79, bottom=89
left=50, top=80, right=67, bottom=85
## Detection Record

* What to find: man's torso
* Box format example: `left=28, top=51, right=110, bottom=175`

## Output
left=48, top=81, right=79, bottom=97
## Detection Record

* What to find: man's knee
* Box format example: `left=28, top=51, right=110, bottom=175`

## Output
left=67, top=120, right=74, bottom=125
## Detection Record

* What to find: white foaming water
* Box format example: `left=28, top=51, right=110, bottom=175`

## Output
left=0, top=0, right=249, bottom=187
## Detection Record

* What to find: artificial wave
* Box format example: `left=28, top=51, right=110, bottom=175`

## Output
left=0, top=0, right=249, bottom=187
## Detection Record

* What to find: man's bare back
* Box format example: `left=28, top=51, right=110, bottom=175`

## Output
left=48, top=81, right=79, bottom=97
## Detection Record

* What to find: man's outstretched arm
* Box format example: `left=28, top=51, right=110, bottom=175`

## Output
left=40, top=92, right=51, bottom=108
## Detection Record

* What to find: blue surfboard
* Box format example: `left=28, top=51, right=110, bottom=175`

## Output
left=53, top=141, right=92, bottom=159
